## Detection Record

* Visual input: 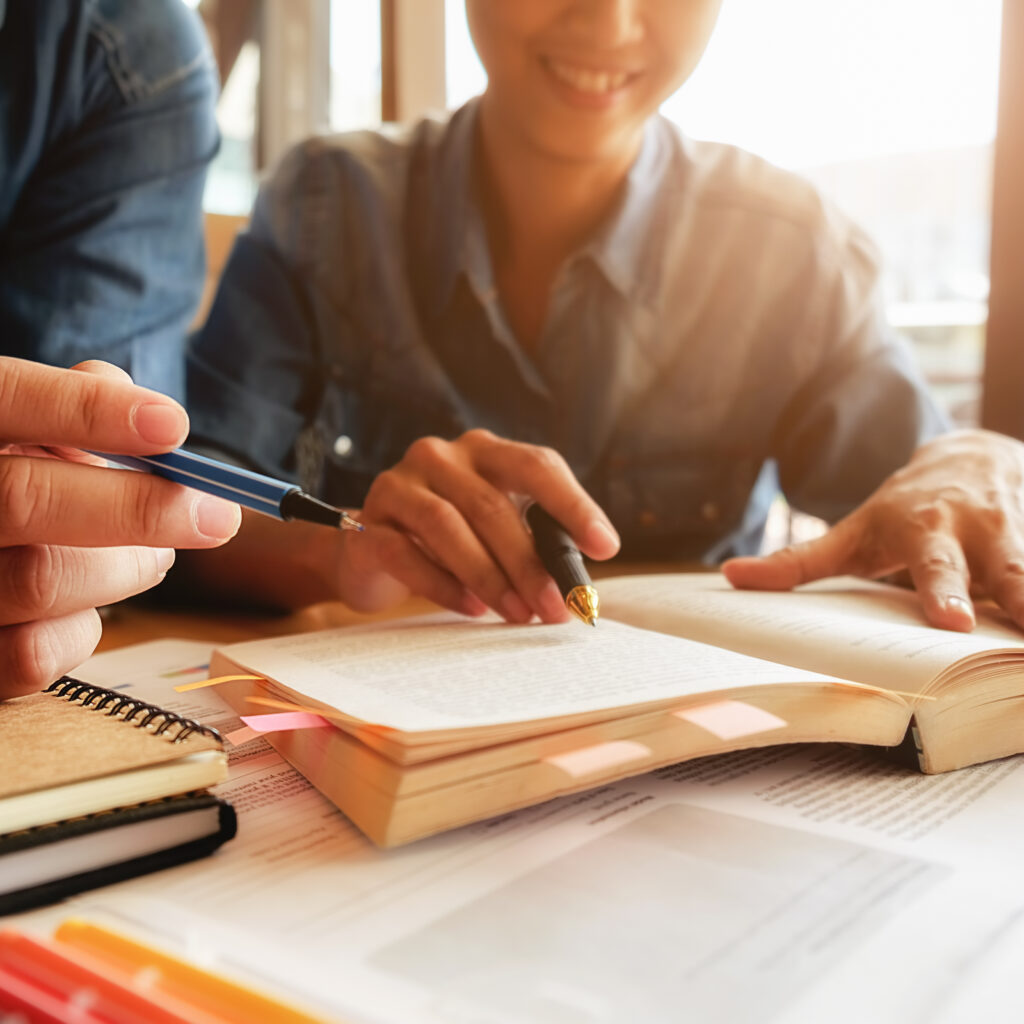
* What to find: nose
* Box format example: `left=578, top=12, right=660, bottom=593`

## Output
left=564, top=0, right=645, bottom=48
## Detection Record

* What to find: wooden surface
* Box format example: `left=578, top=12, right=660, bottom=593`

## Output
left=94, top=562, right=699, bottom=652
left=95, top=598, right=437, bottom=653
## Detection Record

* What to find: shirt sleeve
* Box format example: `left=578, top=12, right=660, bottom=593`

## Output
left=186, top=140, right=334, bottom=483
left=0, top=0, right=219, bottom=401
left=772, top=220, right=951, bottom=523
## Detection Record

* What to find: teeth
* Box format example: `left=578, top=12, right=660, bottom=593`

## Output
left=547, top=59, right=629, bottom=94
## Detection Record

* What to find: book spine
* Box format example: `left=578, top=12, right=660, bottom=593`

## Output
left=43, top=677, right=222, bottom=745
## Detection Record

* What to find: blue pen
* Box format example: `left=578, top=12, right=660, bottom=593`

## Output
left=92, top=448, right=364, bottom=532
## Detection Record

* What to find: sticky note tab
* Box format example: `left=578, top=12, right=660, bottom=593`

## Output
left=544, top=740, right=651, bottom=779
left=673, top=700, right=787, bottom=740
left=224, top=725, right=260, bottom=747
left=174, top=674, right=264, bottom=693
left=239, top=711, right=332, bottom=733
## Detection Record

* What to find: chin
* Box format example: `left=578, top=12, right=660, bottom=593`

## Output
left=529, top=126, right=641, bottom=167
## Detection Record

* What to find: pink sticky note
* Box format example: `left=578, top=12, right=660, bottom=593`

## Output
left=224, top=725, right=260, bottom=747
left=673, top=700, right=787, bottom=740
left=544, top=740, right=651, bottom=779
left=239, top=711, right=332, bottom=733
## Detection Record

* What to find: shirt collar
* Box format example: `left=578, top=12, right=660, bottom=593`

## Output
left=579, top=117, right=675, bottom=302
left=429, top=98, right=492, bottom=316
left=428, top=103, right=681, bottom=315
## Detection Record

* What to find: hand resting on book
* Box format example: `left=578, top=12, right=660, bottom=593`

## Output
left=0, top=358, right=241, bottom=697
left=723, top=429, right=1024, bottom=634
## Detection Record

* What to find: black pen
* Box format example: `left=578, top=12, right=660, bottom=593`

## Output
left=525, top=504, right=600, bottom=627
left=91, top=448, right=364, bottom=532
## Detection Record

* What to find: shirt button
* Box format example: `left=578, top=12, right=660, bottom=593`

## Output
left=701, top=501, right=719, bottom=522
left=639, top=509, right=657, bottom=528
left=333, top=435, right=354, bottom=457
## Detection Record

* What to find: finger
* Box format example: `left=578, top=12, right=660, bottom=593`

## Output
left=903, top=534, right=975, bottom=631
left=0, top=355, right=188, bottom=452
left=0, top=456, right=241, bottom=549
left=366, top=469, right=536, bottom=622
left=465, top=433, right=620, bottom=560
left=0, top=545, right=175, bottom=626
left=973, top=540, right=1024, bottom=633
left=722, top=518, right=862, bottom=591
left=418, top=458, right=567, bottom=621
left=70, top=359, right=134, bottom=383
left=349, top=522, right=488, bottom=618
left=0, top=609, right=102, bottom=699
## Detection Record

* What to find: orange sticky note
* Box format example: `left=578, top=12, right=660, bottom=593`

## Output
left=174, top=674, right=264, bottom=693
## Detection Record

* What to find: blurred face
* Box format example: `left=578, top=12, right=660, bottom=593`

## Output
left=466, top=0, right=724, bottom=166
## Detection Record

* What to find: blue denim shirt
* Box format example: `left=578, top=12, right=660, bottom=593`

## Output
left=0, top=0, right=218, bottom=399
left=188, top=101, right=948, bottom=561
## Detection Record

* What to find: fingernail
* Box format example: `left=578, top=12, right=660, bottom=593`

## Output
left=537, top=580, right=568, bottom=622
left=459, top=593, right=489, bottom=617
left=133, top=402, right=188, bottom=446
left=154, top=548, right=176, bottom=573
left=588, top=519, right=620, bottom=551
left=945, top=595, right=975, bottom=622
left=500, top=590, right=533, bottom=624
left=194, top=496, right=241, bottom=540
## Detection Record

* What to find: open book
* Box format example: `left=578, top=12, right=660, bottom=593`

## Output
left=209, top=573, right=1024, bottom=847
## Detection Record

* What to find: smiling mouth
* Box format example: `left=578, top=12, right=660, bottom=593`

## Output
left=544, top=58, right=635, bottom=95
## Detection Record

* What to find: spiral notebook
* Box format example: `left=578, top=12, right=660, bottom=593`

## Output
left=0, top=677, right=235, bottom=913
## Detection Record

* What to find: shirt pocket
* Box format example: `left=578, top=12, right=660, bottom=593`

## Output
left=314, top=376, right=463, bottom=508
left=599, top=449, right=763, bottom=561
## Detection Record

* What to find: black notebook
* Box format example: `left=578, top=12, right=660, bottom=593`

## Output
left=0, top=676, right=236, bottom=914
left=0, top=791, right=237, bottom=915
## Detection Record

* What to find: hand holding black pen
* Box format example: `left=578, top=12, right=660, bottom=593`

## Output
left=525, top=504, right=601, bottom=626
left=344, top=430, right=620, bottom=624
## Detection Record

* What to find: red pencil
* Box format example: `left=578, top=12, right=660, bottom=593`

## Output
left=0, top=963, right=107, bottom=1024
left=0, top=929, right=226, bottom=1024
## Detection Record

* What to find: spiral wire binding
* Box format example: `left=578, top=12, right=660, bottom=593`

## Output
left=43, top=677, right=222, bottom=744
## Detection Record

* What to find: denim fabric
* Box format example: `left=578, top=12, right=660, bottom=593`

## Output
left=0, top=0, right=218, bottom=400
left=188, top=101, right=948, bottom=562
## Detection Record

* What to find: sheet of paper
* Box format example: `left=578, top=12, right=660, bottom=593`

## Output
left=12, top=640, right=1024, bottom=1024
left=217, top=612, right=850, bottom=732
left=600, top=573, right=1024, bottom=693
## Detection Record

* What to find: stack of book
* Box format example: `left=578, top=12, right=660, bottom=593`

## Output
left=0, top=676, right=236, bottom=915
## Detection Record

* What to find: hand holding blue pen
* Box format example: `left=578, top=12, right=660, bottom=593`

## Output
left=0, top=357, right=244, bottom=699
left=91, top=448, right=364, bottom=532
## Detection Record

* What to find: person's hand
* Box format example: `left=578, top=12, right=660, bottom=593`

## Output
left=722, top=428, right=1024, bottom=633
left=336, top=429, right=620, bottom=622
left=1, top=357, right=242, bottom=697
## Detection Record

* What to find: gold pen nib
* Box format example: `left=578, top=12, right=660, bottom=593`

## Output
left=566, top=584, right=600, bottom=627
left=340, top=510, right=365, bottom=532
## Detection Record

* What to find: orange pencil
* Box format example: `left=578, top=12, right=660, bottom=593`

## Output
left=55, top=919, right=334, bottom=1024
left=0, top=929, right=226, bottom=1024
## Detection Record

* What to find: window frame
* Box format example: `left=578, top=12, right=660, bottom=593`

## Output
left=981, top=0, right=1024, bottom=439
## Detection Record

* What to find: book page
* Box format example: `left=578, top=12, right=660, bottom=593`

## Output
left=600, top=573, right=1024, bottom=695
left=13, top=640, right=1024, bottom=1024
left=217, top=614, right=847, bottom=732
